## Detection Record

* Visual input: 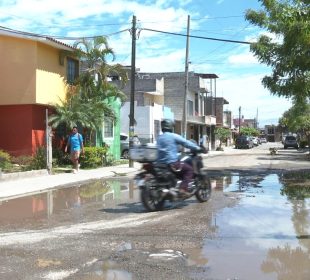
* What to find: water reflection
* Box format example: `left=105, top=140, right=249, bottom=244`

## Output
left=77, top=259, right=133, bottom=280
left=198, top=171, right=310, bottom=280
left=0, top=179, right=137, bottom=228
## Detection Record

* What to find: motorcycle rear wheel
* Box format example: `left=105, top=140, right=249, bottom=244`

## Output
left=141, top=187, right=165, bottom=212
left=195, top=174, right=211, bottom=202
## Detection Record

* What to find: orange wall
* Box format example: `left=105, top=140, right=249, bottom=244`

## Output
left=0, top=104, right=47, bottom=156
left=36, top=42, right=68, bottom=104
left=0, top=36, right=37, bottom=104
left=0, top=35, right=70, bottom=106
left=0, top=34, right=77, bottom=157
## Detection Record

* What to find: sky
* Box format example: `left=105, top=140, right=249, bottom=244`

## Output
left=0, top=0, right=293, bottom=127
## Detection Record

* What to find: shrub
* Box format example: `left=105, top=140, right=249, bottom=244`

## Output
left=52, top=147, right=71, bottom=166
left=11, top=155, right=33, bottom=171
left=299, top=140, right=308, bottom=149
left=28, top=147, right=46, bottom=170
left=0, top=150, right=12, bottom=170
left=81, top=146, right=109, bottom=168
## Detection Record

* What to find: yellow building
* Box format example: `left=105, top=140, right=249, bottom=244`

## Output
left=0, top=29, right=78, bottom=156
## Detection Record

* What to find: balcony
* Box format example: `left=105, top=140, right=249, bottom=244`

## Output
left=187, top=115, right=216, bottom=125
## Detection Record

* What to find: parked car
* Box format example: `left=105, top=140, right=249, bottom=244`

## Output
left=283, top=135, right=299, bottom=149
left=251, top=137, right=259, bottom=146
left=235, top=136, right=254, bottom=149
left=120, top=133, right=140, bottom=159
left=260, top=137, right=267, bottom=143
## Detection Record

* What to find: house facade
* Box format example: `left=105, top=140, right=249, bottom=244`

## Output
left=129, top=72, right=219, bottom=149
left=233, top=115, right=258, bottom=131
left=0, top=29, right=78, bottom=156
left=112, top=75, right=174, bottom=144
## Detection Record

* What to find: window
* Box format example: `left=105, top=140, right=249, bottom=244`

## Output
left=267, top=127, right=275, bottom=134
left=104, top=120, right=113, bottom=138
left=154, top=120, right=160, bottom=140
left=195, top=93, right=199, bottom=115
left=187, top=100, right=194, bottom=116
left=67, top=58, right=79, bottom=84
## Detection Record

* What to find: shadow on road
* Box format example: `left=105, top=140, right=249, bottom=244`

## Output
left=256, top=148, right=310, bottom=162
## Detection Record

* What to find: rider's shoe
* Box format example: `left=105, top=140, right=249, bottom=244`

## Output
left=188, top=182, right=196, bottom=193
left=179, top=187, right=191, bottom=197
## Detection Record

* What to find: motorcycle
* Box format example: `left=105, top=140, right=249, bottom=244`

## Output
left=130, top=145, right=211, bottom=212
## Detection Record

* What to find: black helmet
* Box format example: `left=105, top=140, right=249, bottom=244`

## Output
left=161, top=119, right=174, bottom=132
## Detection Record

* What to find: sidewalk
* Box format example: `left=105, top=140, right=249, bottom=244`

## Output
left=0, top=147, right=234, bottom=200
left=0, top=162, right=142, bottom=201
left=1, top=144, right=307, bottom=201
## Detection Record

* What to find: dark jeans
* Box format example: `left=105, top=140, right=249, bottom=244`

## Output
left=169, top=161, right=194, bottom=191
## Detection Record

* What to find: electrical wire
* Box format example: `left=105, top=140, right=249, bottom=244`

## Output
left=142, top=27, right=252, bottom=45
left=0, top=25, right=130, bottom=40
left=192, top=23, right=252, bottom=66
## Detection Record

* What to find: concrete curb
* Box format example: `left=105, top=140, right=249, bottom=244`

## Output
left=0, top=163, right=142, bottom=201
left=0, top=169, right=49, bottom=182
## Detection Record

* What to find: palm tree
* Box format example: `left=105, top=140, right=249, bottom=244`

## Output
left=49, top=36, right=127, bottom=146
left=73, top=36, right=127, bottom=143
left=73, top=36, right=127, bottom=102
left=49, top=93, right=89, bottom=131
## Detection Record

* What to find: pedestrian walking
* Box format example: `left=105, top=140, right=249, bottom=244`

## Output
left=64, top=126, right=84, bottom=173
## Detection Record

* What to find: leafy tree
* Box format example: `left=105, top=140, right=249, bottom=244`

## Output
left=49, top=36, right=127, bottom=145
left=240, top=127, right=260, bottom=136
left=72, top=37, right=128, bottom=143
left=214, top=127, right=231, bottom=150
left=73, top=37, right=127, bottom=103
left=48, top=88, right=89, bottom=131
left=245, top=0, right=310, bottom=100
left=279, top=99, right=310, bottom=148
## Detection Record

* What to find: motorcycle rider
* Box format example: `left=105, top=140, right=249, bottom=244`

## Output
left=157, top=119, right=203, bottom=195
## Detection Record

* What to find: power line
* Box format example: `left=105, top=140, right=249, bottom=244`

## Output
left=192, top=24, right=252, bottom=65
left=0, top=25, right=129, bottom=40
left=142, top=28, right=252, bottom=45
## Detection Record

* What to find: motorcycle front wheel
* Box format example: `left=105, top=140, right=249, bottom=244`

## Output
left=195, top=174, right=211, bottom=202
left=141, top=187, right=165, bottom=212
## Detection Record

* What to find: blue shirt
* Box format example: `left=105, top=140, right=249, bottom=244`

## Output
left=156, top=132, right=200, bottom=164
left=68, top=133, right=83, bottom=152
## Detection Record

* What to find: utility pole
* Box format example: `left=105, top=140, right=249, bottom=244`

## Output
left=182, top=15, right=190, bottom=139
left=45, top=109, right=52, bottom=174
left=256, top=107, right=259, bottom=129
left=214, top=78, right=217, bottom=119
left=129, top=15, right=136, bottom=168
left=238, top=106, right=241, bottom=134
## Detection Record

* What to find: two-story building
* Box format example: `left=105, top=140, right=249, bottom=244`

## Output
left=113, top=71, right=232, bottom=150
left=0, top=29, right=78, bottom=156
left=0, top=29, right=124, bottom=160
left=111, top=74, right=174, bottom=144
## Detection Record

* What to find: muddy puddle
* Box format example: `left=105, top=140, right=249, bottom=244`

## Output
left=0, top=170, right=309, bottom=279
left=0, top=178, right=140, bottom=229
left=186, top=170, right=310, bottom=280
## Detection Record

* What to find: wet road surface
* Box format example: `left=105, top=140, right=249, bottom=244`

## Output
left=0, top=168, right=310, bottom=279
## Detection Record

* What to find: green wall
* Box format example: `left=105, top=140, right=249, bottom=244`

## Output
left=96, top=97, right=121, bottom=160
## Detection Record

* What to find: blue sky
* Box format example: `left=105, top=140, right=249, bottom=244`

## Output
left=0, top=0, right=292, bottom=127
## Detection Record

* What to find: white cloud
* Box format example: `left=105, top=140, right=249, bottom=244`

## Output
left=228, top=52, right=259, bottom=65
left=0, top=0, right=292, bottom=127
left=136, top=49, right=186, bottom=72
left=0, top=0, right=194, bottom=34
left=217, top=73, right=292, bottom=126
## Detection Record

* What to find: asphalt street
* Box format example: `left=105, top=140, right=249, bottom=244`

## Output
left=0, top=142, right=309, bottom=200
left=0, top=142, right=309, bottom=280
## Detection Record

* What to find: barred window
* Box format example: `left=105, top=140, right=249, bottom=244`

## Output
left=67, top=58, right=79, bottom=84
left=104, top=119, right=113, bottom=138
